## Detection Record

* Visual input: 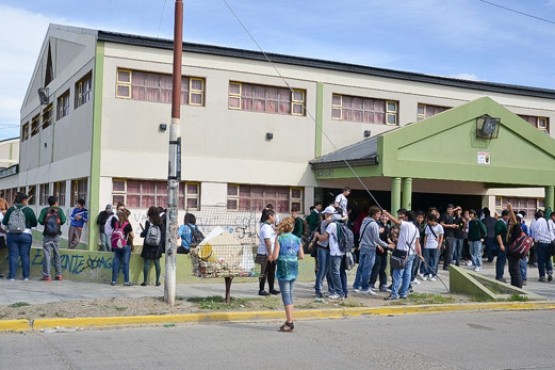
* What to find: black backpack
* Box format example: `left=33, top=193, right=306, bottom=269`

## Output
left=44, top=208, right=61, bottom=236
left=188, top=225, right=205, bottom=248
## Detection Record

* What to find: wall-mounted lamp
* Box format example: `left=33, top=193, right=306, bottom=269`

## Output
left=38, top=87, right=49, bottom=105
left=265, top=132, right=274, bottom=141
left=159, top=123, right=167, bottom=132
left=363, top=130, right=371, bottom=138
left=44, top=143, right=48, bottom=148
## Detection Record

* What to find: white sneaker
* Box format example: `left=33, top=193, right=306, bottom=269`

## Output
left=466, top=261, right=473, bottom=267
left=353, top=288, right=360, bottom=293
left=474, top=267, right=481, bottom=272
left=430, top=276, right=437, bottom=281
left=412, top=279, right=421, bottom=285
left=418, top=273, right=425, bottom=279
left=23, top=278, right=29, bottom=281
left=328, top=294, right=341, bottom=300
left=361, top=288, right=377, bottom=295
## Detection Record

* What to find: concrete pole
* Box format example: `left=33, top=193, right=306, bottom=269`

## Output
left=164, top=0, right=183, bottom=306
left=545, top=186, right=554, bottom=211
left=401, top=178, right=413, bottom=210
left=391, top=177, right=401, bottom=214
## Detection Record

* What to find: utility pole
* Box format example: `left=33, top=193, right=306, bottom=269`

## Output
left=164, top=0, right=183, bottom=306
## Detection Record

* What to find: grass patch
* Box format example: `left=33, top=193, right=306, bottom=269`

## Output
left=470, top=295, right=495, bottom=302
left=507, top=294, right=529, bottom=302
left=186, top=296, right=263, bottom=310
left=114, top=306, right=128, bottom=311
left=341, top=300, right=365, bottom=308
left=9, top=302, right=30, bottom=308
left=388, top=293, right=456, bottom=305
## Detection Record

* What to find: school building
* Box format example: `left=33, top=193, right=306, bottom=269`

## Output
left=2, top=23, right=555, bottom=248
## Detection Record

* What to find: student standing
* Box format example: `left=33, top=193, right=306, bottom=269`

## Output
left=269, top=217, right=304, bottom=332
left=140, top=206, right=164, bottom=286
left=110, top=210, right=133, bottom=286
left=257, top=208, right=279, bottom=296
left=3, top=193, right=37, bottom=281
left=423, top=214, right=444, bottom=281
left=68, top=198, right=88, bottom=249
left=38, top=196, right=67, bottom=281
left=467, top=209, right=486, bottom=272
left=97, top=204, right=113, bottom=252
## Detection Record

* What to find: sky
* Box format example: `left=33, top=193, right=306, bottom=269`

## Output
left=1, top=0, right=555, bottom=140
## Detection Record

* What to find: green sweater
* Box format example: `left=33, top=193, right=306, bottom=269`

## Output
left=2, top=204, right=38, bottom=230
left=468, top=219, right=486, bottom=241
left=38, top=206, right=67, bottom=226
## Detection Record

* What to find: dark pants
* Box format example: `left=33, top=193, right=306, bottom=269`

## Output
left=411, top=257, right=421, bottom=281
left=537, top=242, right=553, bottom=279
left=485, top=237, right=497, bottom=262
left=259, top=259, right=276, bottom=292
left=443, top=236, right=454, bottom=269
left=496, top=245, right=506, bottom=280
left=370, top=252, right=388, bottom=288
left=507, top=254, right=522, bottom=288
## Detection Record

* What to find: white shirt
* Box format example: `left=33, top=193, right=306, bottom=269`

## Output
left=335, top=194, right=348, bottom=216
left=257, top=223, right=276, bottom=255
left=533, top=218, right=552, bottom=243
left=0, top=212, right=5, bottom=238
left=396, top=220, right=419, bottom=255
left=548, top=219, right=555, bottom=241
left=424, top=224, right=444, bottom=249
left=326, top=222, right=345, bottom=257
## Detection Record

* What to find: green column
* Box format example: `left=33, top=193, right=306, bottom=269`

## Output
left=391, top=177, right=401, bottom=213
left=546, top=186, right=555, bottom=211
left=402, top=178, right=413, bottom=210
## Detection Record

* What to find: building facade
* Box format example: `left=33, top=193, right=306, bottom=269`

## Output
left=2, top=24, right=555, bottom=248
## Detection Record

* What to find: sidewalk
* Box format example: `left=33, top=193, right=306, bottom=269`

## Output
left=0, top=260, right=552, bottom=306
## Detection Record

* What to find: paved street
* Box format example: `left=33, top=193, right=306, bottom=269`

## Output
left=1, top=310, right=553, bottom=370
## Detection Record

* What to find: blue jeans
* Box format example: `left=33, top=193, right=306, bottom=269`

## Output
left=330, top=255, right=345, bottom=297
left=537, top=242, right=553, bottom=278
left=278, top=279, right=295, bottom=306
left=496, top=244, right=506, bottom=279
left=353, top=247, right=376, bottom=291
left=423, top=248, right=439, bottom=276
left=391, top=254, right=416, bottom=298
left=453, top=238, right=464, bottom=265
left=470, top=241, right=483, bottom=268
left=315, top=247, right=331, bottom=295
left=112, top=245, right=131, bottom=283
left=520, top=257, right=527, bottom=281
left=7, top=233, right=32, bottom=280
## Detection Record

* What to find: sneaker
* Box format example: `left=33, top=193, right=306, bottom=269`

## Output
left=328, top=294, right=342, bottom=300
left=548, top=274, right=553, bottom=282
left=466, top=261, right=473, bottom=267
left=23, top=278, right=29, bottom=281
left=41, top=276, right=52, bottom=282
left=110, top=281, right=116, bottom=286
left=8, top=278, right=15, bottom=281
left=384, top=295, right=399, bottom=301
left=412, top=279, right=421, bottom=285
left=55, top=275, right=63, bottom=281
left=360, top=288, right=377, bottom=295
left=473, top=267, right=481, bottom=272
left=430, top=276, right=437, bottom=282
left=379, top=285, right=391, bottom=292
left=140, top=282, right=147, bottom=287
left=258, top=290, right=270, bottom=296
left=539, top=277, right=546, bottom=282
left=522, top=280, right=527, bottom=286
left=496, top=277, right=507, bottom=283
left=155, top=282, right=161, bottom=287
left=270, top=289, right=280, bottom=295
left=123, top=282, right=132, bottom=286
left=353, top=288, right=361, bottom=293
left=418, top=273, right=425, bottom=279
left=400, top=296, right=408, bottom=300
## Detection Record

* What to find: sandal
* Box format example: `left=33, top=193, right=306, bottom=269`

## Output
left=278, top=321, right=294, bottom=333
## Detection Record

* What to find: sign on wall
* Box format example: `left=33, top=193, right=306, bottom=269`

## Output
left=477, top=151, right=491, bottom=165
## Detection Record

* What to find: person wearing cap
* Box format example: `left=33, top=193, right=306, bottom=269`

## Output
left=97, top=204, right=114, bottom=252
left=312, top=205, right=341, bottom=300
left=2, top=193, right=37, bottom=281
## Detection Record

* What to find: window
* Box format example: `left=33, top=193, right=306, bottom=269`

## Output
left=228, top=82, right=305, bottom=116
left=22, top=122, right=29, bottom=141
left=332, top=94, right=398, bottom=125
left=227, top=184, right=303, bottom=212
left=115, top=68, right=205, bottom=106
left=494, top=196, right=543, bottom=218
left=53, top=181, right=66, bottom=206
left=519, top=115, right=550, bottom=133
left=417, top=103, right=449, bottom=121
left=112, top=179, right=200, bottom=210
left=70, top=178, right=88, bottom=205
left=57, top=90, right=70, bottom=119
left=27, top=185, right=36, bottom=205
left=31, top=115, right=40, bottom=136
left=42, top=104, right=53, bottom=129
left=75, top=72, right=92, bottom=108
left=39, top=183, right=50, bottom=205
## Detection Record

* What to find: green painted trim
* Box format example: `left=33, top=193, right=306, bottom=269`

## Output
left=313, top=164, right=381, bottom=180
left=88, top=42, right=104, bottom=251
left=545, top=186, right=554, bottom=211
left=391, top=177, right=401, bottom=214
left=314, top=82, right=324, bottom=158
left=401, top=177, right=412, bottom=210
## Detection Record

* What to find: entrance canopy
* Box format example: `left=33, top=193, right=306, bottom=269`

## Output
left=311, top=97, right=555, bottom=210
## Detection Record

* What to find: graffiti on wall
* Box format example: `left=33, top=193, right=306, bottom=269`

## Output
left=31, top=249, right=113, bottom=275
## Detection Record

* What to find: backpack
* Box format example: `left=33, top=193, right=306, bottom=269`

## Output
left=111, top=221, right=129, bottom=249
left=104, top=215, right=115, bottom=237
left=508, top=232, right=534, bottom=259
left=334, top=221, right=354, bottom=253
left=7, top=206, right=27, bottom=234
left=188, top=224, right=205, bottom=248
left=44, top=208, right=61, bottom=236
left=144, top=224, right=162, bottom=246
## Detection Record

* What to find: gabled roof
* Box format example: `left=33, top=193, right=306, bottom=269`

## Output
left=313, top=97, right=555, bottom=187
left=310, top=137, right=378, bottom=168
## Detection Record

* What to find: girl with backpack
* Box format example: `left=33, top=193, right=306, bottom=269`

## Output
left=2, top=193, right=37, bottom=281
left=139, top=206, right=165, bottom=286
left=110, top=210, right=134, bottom=286
left=268, top=217, right=304, bottom=332
left=177, top=213, right=203, bottom=254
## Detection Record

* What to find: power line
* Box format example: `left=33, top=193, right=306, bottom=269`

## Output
left=156, top=0, right=168, bottom=38
left=478, top=0, right=555, bottom=25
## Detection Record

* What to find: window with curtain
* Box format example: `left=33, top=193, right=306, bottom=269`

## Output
left=228, top=81, right=305, bottom=116
left=519, top=114, right=550, bottom=134
left=332, top=94, right=398, bottom=125
left=227, top=184, right=303, bottom=213
left=417, top=103, right=450, bottom=121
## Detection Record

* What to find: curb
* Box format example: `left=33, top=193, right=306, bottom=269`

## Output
left=3, top=301, right=554, bottom=332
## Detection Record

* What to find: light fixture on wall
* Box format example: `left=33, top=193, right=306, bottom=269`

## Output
left=38, top=87, right=49, bottom=105
left=159, top=123, right=167, bottom=132
left=265, top=132, right=273, bottom=141
left=476, top=115, right=500, bottom=139
left=363, top=130, right=371, bottom=138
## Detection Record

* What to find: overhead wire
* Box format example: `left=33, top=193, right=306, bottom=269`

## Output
left=477, top=0, right=555, bottom=25
left=156, top=0, right=169, bottom=38
left=221, top=0, right=384, bottom=210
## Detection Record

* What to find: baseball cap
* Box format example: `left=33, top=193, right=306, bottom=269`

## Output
left=323, top=206, right=337, bottom=215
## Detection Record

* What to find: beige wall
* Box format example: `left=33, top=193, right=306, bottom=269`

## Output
left=0, top=139, right=19, bottom=169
